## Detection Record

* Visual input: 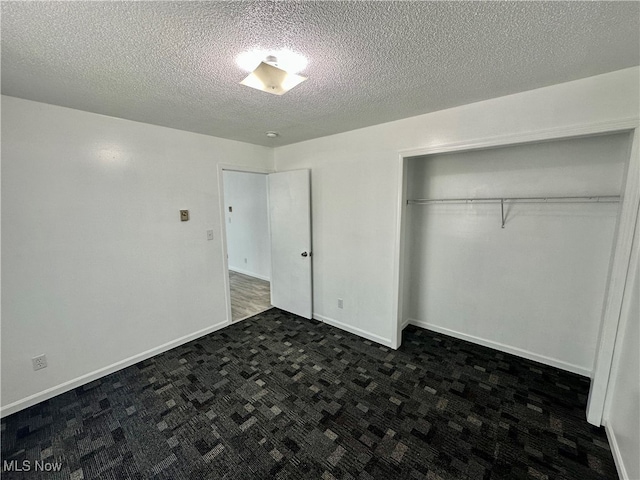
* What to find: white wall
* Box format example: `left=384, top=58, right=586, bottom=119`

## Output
left=1, top=96, right=272, bottom=414
left=2, top=67, right=639, bottom=417
left=604, top=216, right=639, bottom=480
left=273, top=67, right=640, bottom=347
left=404, top=134, right=629, bottom=375
left=222, top=171, right=270, bottom=280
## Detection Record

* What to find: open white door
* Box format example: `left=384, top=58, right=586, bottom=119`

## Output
left=268, top=169, right=312, bottom=319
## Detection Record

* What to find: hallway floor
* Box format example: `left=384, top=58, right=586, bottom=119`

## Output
left=229, top=270, right=271, bottom=321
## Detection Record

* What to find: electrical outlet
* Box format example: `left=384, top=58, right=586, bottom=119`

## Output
left=338, top=298, right=343, bottom=309
left=32, top=354, right=47, bottom=371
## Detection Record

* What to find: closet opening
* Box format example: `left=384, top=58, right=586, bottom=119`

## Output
left=393, top=123, right=639, bottom=426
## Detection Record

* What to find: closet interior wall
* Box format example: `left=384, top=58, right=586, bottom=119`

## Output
left=401, top=132, right=632, bottom=376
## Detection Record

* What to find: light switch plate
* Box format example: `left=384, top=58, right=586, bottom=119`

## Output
left=180, top=210, right=189, bottom=221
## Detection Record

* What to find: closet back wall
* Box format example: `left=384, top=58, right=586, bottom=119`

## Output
left=403, top=133, right=631, bottom=375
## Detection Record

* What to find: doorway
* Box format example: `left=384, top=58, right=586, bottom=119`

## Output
left=222, top=170, right=272, bottom=321
left=219, top=166, right=313, bottom=322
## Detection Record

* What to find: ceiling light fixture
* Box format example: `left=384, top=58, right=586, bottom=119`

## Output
left=266, top=131, right=279, bottom=138
left=236, top=49, right=307, bottom=74
left=238, top=51, right=307, bottom=96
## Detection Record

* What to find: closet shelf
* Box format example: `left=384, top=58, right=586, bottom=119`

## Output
left=406, top=195, right=621, bottom=228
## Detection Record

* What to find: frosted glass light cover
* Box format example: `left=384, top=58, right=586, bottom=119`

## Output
left=240, top=62, right=307, bottom=96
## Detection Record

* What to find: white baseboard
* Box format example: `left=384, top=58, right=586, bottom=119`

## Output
left=228, top=266, right=270, bottom=282
left=400, top=317, right=410, bottom=330
left=408, top=319, right=591, bottom=377
left=0, top=320, right=230, bottom=418
left=313, top=313, right=393, bottom=348
left=605, top=423, right=628, bottom=480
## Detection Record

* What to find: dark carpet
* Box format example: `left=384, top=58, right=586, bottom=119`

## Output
left=1, top=309, right=617, bottom=479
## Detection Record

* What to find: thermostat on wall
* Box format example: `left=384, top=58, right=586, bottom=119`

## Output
left=180, top=210, right=189, bottom=221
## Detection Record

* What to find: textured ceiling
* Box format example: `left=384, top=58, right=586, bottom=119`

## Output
left=2, top=1, right=639, bottom=147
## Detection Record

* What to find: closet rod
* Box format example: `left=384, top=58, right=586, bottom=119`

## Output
left=406, top=195, right=620, bottom=205
left=406, top=195, right=621, bottom=229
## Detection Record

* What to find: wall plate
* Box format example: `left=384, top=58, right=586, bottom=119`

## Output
left=180, top=210, right=189, bottom=221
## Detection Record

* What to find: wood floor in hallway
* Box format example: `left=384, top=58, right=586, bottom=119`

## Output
left=229, top=270, right=272, bottom=321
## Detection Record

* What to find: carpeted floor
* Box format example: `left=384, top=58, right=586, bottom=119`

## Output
left=1, top=309, right=617, bottom=479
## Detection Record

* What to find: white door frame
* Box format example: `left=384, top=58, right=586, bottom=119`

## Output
left=217, top=164, right=275, bottom=324
left=391, top=117, right=639, bottom=426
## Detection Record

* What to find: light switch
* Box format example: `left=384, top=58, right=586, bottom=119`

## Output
left=207, top=230, right=214, bottom=240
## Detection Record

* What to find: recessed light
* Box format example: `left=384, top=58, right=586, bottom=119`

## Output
left=266, top=131, right=279, bottom=138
